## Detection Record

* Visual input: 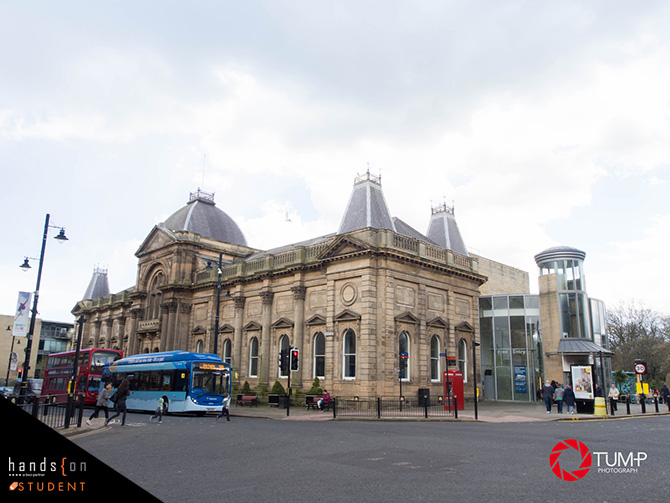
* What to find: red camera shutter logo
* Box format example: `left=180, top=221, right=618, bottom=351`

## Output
left=549, top=439, right=592, bottom=481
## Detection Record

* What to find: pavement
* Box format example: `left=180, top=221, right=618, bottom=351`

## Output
left=59, top=398, right=669, bottom=437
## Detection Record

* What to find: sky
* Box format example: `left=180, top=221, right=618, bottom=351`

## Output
left=1, top=1, right=669, bottom=325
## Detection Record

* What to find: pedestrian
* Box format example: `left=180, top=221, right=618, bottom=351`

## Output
left=107, top=379, right=130, bottom=426
left=542, top=380, right=554, bottom=413
left=563, top=385, right=576, bottom=414
left=660, top=383, right=669, bottom=405
left=86, top=383, right=112, bottom=425
left=150, top=396, right=165, bottom=423
left=608, top=384, right=620, bottom=411
left=553, top=384, right=564, bottom=414
left=216, top=393, right=231, bottom=422
left=318, top=389, right=331, bottom=411
left=594, top=383, right=603, bottom=397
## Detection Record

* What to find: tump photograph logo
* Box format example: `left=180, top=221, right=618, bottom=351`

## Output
left=550, top=439, right=592, bottom=481
left=549, top=439, right=648, bottom=481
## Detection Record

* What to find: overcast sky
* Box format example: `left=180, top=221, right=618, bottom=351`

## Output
left=1, top=1, right=669, bottom=324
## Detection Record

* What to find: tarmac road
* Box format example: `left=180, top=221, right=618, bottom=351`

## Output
left=72, top=411, right=669, bottom=503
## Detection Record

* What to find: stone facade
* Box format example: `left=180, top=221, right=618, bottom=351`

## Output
left=73, top=221, right=485, bottom=398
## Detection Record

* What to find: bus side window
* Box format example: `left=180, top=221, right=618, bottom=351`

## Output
left=175, top=371, right=189, bottom=392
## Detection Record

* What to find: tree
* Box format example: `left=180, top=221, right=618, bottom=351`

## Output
left=607, top=302, right=670, bottom=388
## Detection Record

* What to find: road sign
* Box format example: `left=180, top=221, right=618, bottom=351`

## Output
left=634, top=362, right=647, bottom=375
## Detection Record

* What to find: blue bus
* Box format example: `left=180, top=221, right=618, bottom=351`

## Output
left=103, top=351, right=230, bottom=415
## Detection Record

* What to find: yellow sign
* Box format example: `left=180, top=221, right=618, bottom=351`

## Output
left=636, top=382, right=649, bottom=394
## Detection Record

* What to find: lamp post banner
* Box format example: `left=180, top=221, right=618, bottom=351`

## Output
left=12, top=291, right=32, bottom=337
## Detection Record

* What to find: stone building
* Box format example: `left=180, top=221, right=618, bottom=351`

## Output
left=73, top=173, right=489, bottom=398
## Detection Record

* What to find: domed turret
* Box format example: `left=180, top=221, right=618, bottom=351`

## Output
left=163, top=189, right=247, bottom=246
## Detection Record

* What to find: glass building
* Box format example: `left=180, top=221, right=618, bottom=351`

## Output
left=479, top=295, right=542, bottom=401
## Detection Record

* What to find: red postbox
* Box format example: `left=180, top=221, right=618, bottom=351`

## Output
left=444, top=369, right=464, bottom=410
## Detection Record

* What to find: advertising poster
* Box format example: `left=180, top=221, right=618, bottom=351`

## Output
left=514, top=366, right=527, bottom=393
left=12, top=291, right=32, bottom=337
left=572, top=365, right=594, bottom=399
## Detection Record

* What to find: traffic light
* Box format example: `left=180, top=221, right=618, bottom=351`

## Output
left=290, top=348, right=300, bottom=371
left=17, top=368, right=24, bottom=381
left=278, top=348, right=289, bottom=373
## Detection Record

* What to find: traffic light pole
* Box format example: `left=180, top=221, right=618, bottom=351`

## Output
left=287, top=350, right=291, bottom=417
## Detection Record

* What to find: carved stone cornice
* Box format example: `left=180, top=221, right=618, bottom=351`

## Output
left=233, top=295, right=246, bottom=310
left=260, top=290, right=274, bottom=306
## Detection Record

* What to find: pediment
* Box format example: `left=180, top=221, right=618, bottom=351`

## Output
left=427, top=316, right=449, bottom=329
left=395, top=311, right=419, bottom=324
left=136, top=225, right=178, bottom=257
left=220, top=323, right=235, bottom=334
left=455, top=321, right=475, bottom=333
left=192, top=324, right=207, bottom=335
left=306, top=314, right=326, bottom=326
left=244, top=321, right=262, bottom=331
left=272, top=317, right=294, bottom=329
left=334, top=309, right=361, bottom=322
left=319, top=236, right=370, bottom=260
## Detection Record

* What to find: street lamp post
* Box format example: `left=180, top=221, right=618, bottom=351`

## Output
left=472, top=340, right=480, bottom=420
left=19, top=213, right=68, bottom=397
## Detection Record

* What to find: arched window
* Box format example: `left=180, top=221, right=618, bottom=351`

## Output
left=196, top=339, right=204, bottom=353
left=147, top=271, right=164, bottom=320
left=313, top=332, right=325, bottom=378
left=223, top=339, right=232, bottom=366
left=458, top=338, right=468, bottom=382
left=249, top=337, right=259, bottom=377
left=430, top=336, right=440, bottom=381
left=399, top=331, right=410, bottom=381
left=279, top=335, right=290, bottom=378
left=343, top=329, right=356, bottom=379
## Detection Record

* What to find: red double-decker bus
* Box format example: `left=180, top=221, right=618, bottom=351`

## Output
left=42, top=348, right=123, bottom=404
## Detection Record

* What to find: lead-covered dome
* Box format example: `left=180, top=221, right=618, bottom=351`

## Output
left=163, top=190, right=247, bottom=246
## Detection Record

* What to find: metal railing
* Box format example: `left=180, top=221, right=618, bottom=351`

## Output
left=334, top=396, right=457, bottom=419
left=11, top=394, right=86, bottom=430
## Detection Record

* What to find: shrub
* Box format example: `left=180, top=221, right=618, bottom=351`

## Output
left=307, top=377, right=323, bottom=395
left=270, top=380, right=286, bottom=394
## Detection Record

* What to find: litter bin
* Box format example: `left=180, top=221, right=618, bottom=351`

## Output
left=418, top=388, right=430, bottom=407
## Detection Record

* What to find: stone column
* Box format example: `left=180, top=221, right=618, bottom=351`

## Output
left=128, top=308, right=143, bottom=356
left=116, top=316, right=127, bottom=353
left=291, top=285, right=306, bottom=388
left=165, top=301, right=178, bottom=351
left=104, top=319, right=113, bottom=349
left=259, top=290, right=274, bottom=388
left=159, top=303, right=170, bottom=352
left=92, top=320, right=101, bottom=348
left=233, top=296, right=246, bottom=383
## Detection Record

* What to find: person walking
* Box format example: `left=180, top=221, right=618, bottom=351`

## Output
left=594, top=383, right=603, bottom=397
left=563, top=385, right=576, bottom=414
left=216, top=393, right=231, bottom=422
left=86, top=383, right=112, bottom=425
left=542, top=380, right=554, bottom=413
left=107, top=379, right=130, bottom=426
left=150, top=396, right=165, bottom=423
left=660, top=383, right=669, bottom=406
left=553, top=384, right=565, bottom=414
left=608, top=384, right=620, bottom=411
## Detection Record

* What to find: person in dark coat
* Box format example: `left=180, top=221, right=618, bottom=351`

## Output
left=563, top=385, right=576, bottom=414
left=107, top=379, right=130, bottom=426
left=542, top=380, right=554, bottom=413
left=594, top=383, right=603, bottom=397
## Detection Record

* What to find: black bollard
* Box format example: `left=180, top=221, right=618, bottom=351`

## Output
left=640, top=394, right=646, bottom=414
left=626, top=396, right=631, bottom=415
left=609, top=397, right=615, bottom=416
left=654, top=397, right=659, bottom=413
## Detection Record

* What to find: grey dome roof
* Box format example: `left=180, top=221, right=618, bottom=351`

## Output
left=164, top=191, right=247, bottom=246
left=426, top=204, right=468, bottom=256
left=339, top=172, right=395, bottom=234
left=82, top=267, right=110, bottom=300
left=534, top=246, right=585, bottom=265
